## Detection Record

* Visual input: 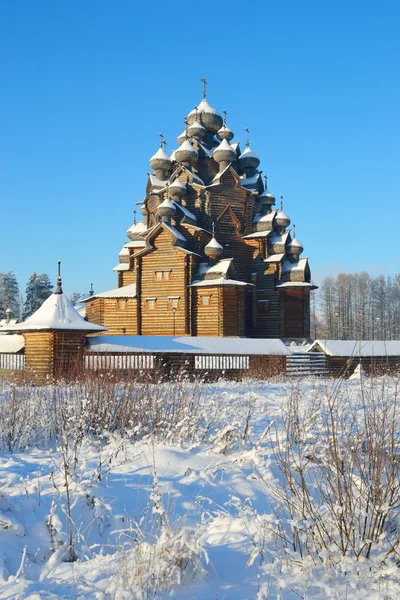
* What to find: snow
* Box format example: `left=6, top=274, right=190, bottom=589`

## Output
left=205, top=236, right=223, bottom=251
left=162, top=222, right=187, bottom=243
left=310, top=339, right=400, bottom=357
left=124, top=240, right=146, bottom=248
left=195, top=259, right=233, bottom=278
left=3, top=293, right=106, bottom=332
left=112, top=263, right=131, bottom=271
left=238, top=146, right=260, bottom=161
left=0, top=334, right=24, bottom=353
left=126, top=221, right=147, bottom=237
left=282, top=257, right=308, bottom=274
left=173, top=201, right=197, bottom=222
left=264, top=252, right=285, bottom=262
left=0, top=319, right=18, bottom=329
left=81, top=284, right=137, bottom=301
left=191, top=277, right=249, bottom=288
left=275, top=282, right=315, bottom=288
left=243, top=230, right=272, bottom=239
left=86, top=335, right=289, bottom=355
left=177, top=139, right=198, bottom=155
left=189, top=98, right=222, bottom=118
left=0, top=376, right=398, bottom=598
left=150, top=147, right=171, bottom=163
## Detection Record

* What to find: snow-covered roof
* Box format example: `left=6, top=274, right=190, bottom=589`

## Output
left=239, top=146, right=260, bottom=161
left=162, top=222, right=186, bottom=243
left=0, top=334, right=24, bottom=353
left=87, top=335, right=290, bottom=356
left=275, top=282, right=316, bottom=288
left=264, top=253, right=285, bottom=263
left=126, top=221, right=147, bottom=238
left=282, top=258, right=308, bottom=274
left=125, top=240, right=146, bottom=249
left=113, top=263, right=131, bottom=271
left=240, top=173, right=261, bottom=189
left=195, top=259, right=233, bottom=279
left=309, top=340, right=400, bottom=358
left=243, top=230, right=271, bottom=239
left=3, top=293, right=106, bottom=332
left=81, top=284, right=137, bottom=302
left=0, top=318, right=18, bottom=328
left=191, top=277, right=249, bottom=287
left=189, top=99, right=222, bottom=119
left=150, top=146, right=171, bottom=163
left=172, top=200, right=197, bottom=222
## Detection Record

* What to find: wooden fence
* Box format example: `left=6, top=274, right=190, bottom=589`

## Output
left=0, top=353, right=25, bottom=371
left=286, top=352, right=327, bottom=377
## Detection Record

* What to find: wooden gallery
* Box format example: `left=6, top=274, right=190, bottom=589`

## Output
left=1, top=86, right=317, bottom=380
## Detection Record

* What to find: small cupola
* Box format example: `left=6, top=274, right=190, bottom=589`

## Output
left=188, top=107, right=206, bottom=140
left=238, top=128, right=260, bottom=174
left=287, top=224, right=304, bottom=260
left=169, top=178, right=186, bottom=201
left=157, top=186, right=176, bottom=223
left=217, top=109, right=234, bottom=141
left=258, top=175, right=276, bottom=212
left=204, top=224, right=223, bottom=261
left=149, top=134, right=172, bottom=180
left=174, top=139, right=198, bottom=168
left=213, top=139, right=236, bottom=172
left=275, top=195, right=291, bottom=231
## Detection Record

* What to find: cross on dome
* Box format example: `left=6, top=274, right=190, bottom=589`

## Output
left=200, top=77, right=208, bottom=99
left=159, top=133, right=164, bottom=148
left=245, top=127, right=250, bottom=148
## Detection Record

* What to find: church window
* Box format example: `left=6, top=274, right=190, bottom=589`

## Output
left=118, top=300, right=126, bottom=310
left=201, top=295, right=211, bottom=306
left=155, top=270, right=171, bottom=281
left=146, top=298, right=157, bottom=310
left=258, top=299, right=270, bottom=313
left=168, top=297, right=180, bottom=309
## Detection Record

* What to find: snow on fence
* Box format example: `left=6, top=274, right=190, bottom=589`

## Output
left=286, top=352, right=327, bottom=377
left=194, top=355, right=249, bottom=370
left=0, top=353, right=25, bottom=371
left=84, top=354, right=155, bottom=370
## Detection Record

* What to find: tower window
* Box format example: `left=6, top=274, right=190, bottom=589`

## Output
left=155, top=270, right=171, bottom=281
left=146, top=298, right=157, bottom=310
left=118, top=300, right=127, bottom=310
left=168, top=297, right=180, bottom=309
left=201, top=295, right=211, bottom=306
left=258, top=299, right=270, bottom=313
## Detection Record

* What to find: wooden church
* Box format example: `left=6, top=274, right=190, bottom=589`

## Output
left=84, top=82, right=316, bottom=339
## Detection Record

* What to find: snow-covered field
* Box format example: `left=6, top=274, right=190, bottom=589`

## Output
left=0, top=375, right=400, bottom=599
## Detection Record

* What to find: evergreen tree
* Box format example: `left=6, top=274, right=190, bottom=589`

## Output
left=0, top=272, right=20, bottom=320
left=24, top=272, right=54, bottom=318
left=69, top=292, right=84, bottom=306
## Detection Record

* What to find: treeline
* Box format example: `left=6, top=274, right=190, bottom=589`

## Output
left=0, top=271, right=54, bottom=320
left=314, top=273, right=400, bottom=340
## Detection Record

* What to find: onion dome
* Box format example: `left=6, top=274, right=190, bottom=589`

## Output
left=188, top=120, right=206, bottom=140
left=157, top=197, right=176, bottom=221
left=259, top=188, right=275, bottom=205
left=119, top=246, right=130, bottom=264
left=187, top=99, right=223, bottom=133
left=213, top=139, right=236, bottom=165
left=174, top=139, right=198, bottom=166
left=238, top=146, right=260, bottom=171
left=204, top=235, right=223, bottom=260
left=275, top=209, right=291, bottom=228
left=177, top=130, right=187, bottom=145
left=217, top=124, right=234, bottom=142
left=149, top=146, right=171, bottom=173
left=169, top=178, right=186, bottom=200
left=287, top=236, right=304, bottom=257
left=287, top=224, right=303, bottom=258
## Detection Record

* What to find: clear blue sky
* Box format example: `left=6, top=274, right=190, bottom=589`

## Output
left=1, top=0, right=399, bottom=297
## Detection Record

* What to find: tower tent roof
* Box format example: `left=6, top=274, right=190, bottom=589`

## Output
left=4, top=293, right=107, bottom=332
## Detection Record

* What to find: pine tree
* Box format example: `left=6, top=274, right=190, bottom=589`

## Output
left=69, top=292, right=84, bottom=306
left=24, top=272, right=54, bottom=318
left=0, top=272, right=20, bottom=320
